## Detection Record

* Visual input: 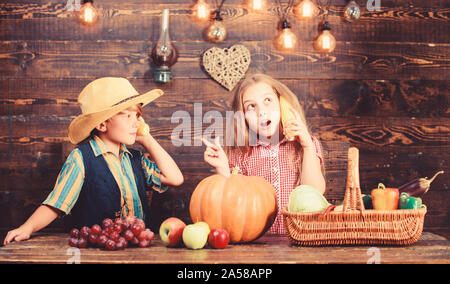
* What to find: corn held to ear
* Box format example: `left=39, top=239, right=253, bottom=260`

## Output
left=280, top=96, right=296, bottom=141
left=137, top=120, right=150, bottom=136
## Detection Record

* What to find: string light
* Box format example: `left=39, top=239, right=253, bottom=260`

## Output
left=248, top=0, right=266, bottom=13
left=344, top=0, right=361, bottom=22
left=78, top=0, right=98, bottom=26
left=273, top=0, right=297, bottom=51
left=205, top=10, right=227, bottom=42
left=192, top=0, right=211, bottom=21
left=293, top=0, right=318, bottom=20
left=274, top=20, right=297, bottom=51
left=314, top=21, right=336, bottom=53
left=204, top=1, right=227, bottom=43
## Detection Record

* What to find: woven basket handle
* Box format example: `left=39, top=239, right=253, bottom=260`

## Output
left=343, top=147, right=365, bottom=212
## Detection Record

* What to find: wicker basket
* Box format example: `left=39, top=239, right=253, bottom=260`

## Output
left=282, top=147, right=427, bottom=246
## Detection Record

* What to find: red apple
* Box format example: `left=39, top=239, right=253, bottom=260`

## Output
left=208, top=229, right=230, bottom=249
left=159, top=217, right=186, bottom=247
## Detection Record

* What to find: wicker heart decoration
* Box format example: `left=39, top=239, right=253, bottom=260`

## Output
left=202, top=45, right=251, bottom=91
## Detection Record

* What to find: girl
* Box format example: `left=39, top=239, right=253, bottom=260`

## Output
left=203, top=74, right=325, bottom=235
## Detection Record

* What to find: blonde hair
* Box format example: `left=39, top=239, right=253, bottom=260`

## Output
left=125, top=104, right=143, bottom=118
left=224, top=73, right=324, bottom=186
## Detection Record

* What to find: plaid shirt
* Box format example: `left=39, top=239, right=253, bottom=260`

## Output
left=227, top=136, right=323, bottom=235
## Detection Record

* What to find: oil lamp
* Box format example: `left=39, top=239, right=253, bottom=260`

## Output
left=151, top=9, right=178, bottom=83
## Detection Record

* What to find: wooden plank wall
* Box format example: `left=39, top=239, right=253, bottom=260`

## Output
left=0, top=0, right=448, bottom=233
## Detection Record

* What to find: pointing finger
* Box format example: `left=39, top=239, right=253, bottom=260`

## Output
left=202, top=137, right=214, bottom=148
left=214, top=136, right=222, bottom=148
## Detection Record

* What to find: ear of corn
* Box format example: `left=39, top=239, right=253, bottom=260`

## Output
left=137, top=120, right=150, bottom=136
left=280, top=96, right=297, bottom=141
left=280, top=96, right=296, bottom=128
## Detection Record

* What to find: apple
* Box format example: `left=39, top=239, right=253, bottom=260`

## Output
left=196, top=221, right=210, bottom=235
left=208, top=229, right=230, bottom=249
left=159, top=217, right=186, bottom=247
left=182, top=223, right=209, bottom=250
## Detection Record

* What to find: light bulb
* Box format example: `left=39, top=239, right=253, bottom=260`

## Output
left=205, top=12, right=227, bottom=43
left=248, top=0, right=266, bottom=13
left=274, top=20, right=297, bottom=51
left=344, top=1, right=361, bottom=22
left=293, top=0, right=318, bottom=21
left=192, top=0, right=211, bottom=21
left=314, top=22, right=336, bottom=53
left=78, top=0, right=98, bottom=26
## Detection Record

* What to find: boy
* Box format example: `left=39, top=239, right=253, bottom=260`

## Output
left=4, top=77, right=183, bottom=245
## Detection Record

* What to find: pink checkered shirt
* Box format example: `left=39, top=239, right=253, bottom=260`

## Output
left=227, top=136, right=323, bottom=235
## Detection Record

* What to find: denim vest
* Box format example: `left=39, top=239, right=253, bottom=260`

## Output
left=69, top=142, right=150, bottom=228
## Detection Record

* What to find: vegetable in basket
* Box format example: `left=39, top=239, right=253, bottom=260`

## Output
left=288, top=185, right=331, bottom=213
left=371, top=183, right=399, bottom=210
left=398, top=170, right=444, bottom=197
left=398, top=192, right=423, bottom=210
left=362, top=194, right=373, bottom=209
left=332, top=194, right=372, bottom=212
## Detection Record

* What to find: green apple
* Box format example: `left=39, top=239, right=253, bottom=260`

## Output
left=182, top=223, right=209, bottom=249
left=196, top=221, right=210, bottom=234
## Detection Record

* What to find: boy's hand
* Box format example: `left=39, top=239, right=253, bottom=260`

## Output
left=135, top=117, right=151, bottom=145
left=202, top=137, right=230, bottom=177
left=3, top=226, right=32, bottom=245
left=283, top=108, right=315, bottom=149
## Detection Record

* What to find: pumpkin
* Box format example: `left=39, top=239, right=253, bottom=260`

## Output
left=189, top=168, right=277, bottom=243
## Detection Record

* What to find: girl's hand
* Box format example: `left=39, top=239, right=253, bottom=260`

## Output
left=202, top=137, right=230, bottom=177
left=283, top=108, right=315, bottom=149
left=3, top=226, right=32, bottom=245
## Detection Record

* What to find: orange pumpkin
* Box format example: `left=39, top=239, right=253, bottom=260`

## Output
left=189, top=168, right=277, bottom=243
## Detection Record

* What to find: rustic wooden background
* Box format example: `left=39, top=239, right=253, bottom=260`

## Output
left=0, top=0, right=448, bottom=234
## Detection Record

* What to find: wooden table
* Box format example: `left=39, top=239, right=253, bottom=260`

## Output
left=1, top=232, right=449, bottom=264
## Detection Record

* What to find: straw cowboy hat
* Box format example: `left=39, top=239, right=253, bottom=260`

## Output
left=68, top=77, right=163, bottom=144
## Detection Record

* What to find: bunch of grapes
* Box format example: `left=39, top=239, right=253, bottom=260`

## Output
left=68, top=216, right=155, bottom=250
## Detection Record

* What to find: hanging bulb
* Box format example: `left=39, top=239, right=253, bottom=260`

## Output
left=293, top=0, right=318, bottom=21
left=344, top=0, right=361, bottom=22
left=274, top=20, right=297, bottom=51
left=205, top=11, right=227, bottom=43
left=314, top=21, right=336, bottom=53
left=151, top=9, right=178, bottom=83
left=192, top=0, right=211, bottom=21
left=248, top=0, right=266, bottom=13
left=78, top=0, right=98, bottom=26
